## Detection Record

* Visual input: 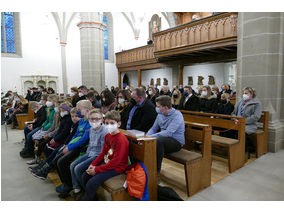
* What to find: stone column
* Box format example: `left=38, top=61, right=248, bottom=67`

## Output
left=237, top=12, right=284, bottom=152
left=78, top=12, right=106, bottom=92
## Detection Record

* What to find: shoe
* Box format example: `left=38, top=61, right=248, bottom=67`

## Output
left=56, top=184, right=72, bottom=194
left=72, top=190, right=83, bottom=201
left=20, top=151, right=34, bottom=158
left=32, top=170, right=48, bottom=181
left=26, top=157, right=39, bottom=165
left=28, top=160, right=45, bottom=172
left=58, top=193, right=70, bottom=199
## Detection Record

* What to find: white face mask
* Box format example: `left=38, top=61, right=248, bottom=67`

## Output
left=201, top=91, right=207, bottom=97
left=54, top=107, right=59, bottom=113
left=79, top=92, right=84, bottom=97
left=105, top=123, right=118, bottom=134
left=148, top=91, right=153, bottom=95
left=118, top=98, right=125, bottom=105
left=102, top=98, right=106, bottom=102
left=60, top=111, right=69, bottom=117
left=243, top=94, right=250, bottom=101
left=70, top=92, right=75, bottom=97
left=90, top=121, right=101, bottom=129
left=46, top=101, right=53, bottom=107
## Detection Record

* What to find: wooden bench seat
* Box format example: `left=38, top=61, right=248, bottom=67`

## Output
left=180, top=110, right=246, bottom=173
left=100, top=129, right=157, bottom=201
left=165, top=122, right=212, bottom=197
left=16, top=103, right=34, bottom=130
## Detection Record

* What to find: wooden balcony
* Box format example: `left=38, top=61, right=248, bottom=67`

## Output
left=116, top=12, right=238, bottom=71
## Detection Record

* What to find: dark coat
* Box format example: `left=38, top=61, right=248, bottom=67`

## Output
left=121, top=98, right=157, bottom=133
left=33, top=106, right=47, bottom=128
left=199, top=95, right=218, bottom=113
left=64, top=121, right=79, bottom=145
left=215, top=101, right=234, bottom=115
left=53, top=114, right=73, bottom=143
left=147, top=95, right=157, bottom=106
left=178, top=94, right=200, bottom=111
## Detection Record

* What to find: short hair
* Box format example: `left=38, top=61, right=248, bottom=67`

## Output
left=48, top=94, right=59, bottom=102
left=86, top=91, right=95, bottom=100
left=77, top=100, right=93, bottom=110
left=38, top=85, right=44, bottom=90
left=133, top=87, right=146, bottom=98
left=88, top=109, right=103, bottom=119
left=60, top=101, right=72, bottom=108
left=105, top=110, right=121, bottom=122
left=156, top=95, right=172, bottom=109
left=71, top=86, right=78, bottom=93
left=70, top=107, right=78, bottom=114
left=29, top=101, right=40, bottom=109
left=78, top=85, right=88, bottom=91
left=211, top=86, right=219, bottom=91
left=41, top=94, right=49, bottom=101
left=243, top=87, right=256, bottom=98
left=184, top=85, right=193, bottom=91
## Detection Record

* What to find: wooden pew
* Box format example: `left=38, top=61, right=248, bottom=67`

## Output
left=16, top=103, right=34, bottom=130
left=100, top=129, right=157, bottom=201
left=164, top=122, right=212, bottom=197
left=249, top=111, right=269, bottom=158
left=180, top=110, right=246, bottom=173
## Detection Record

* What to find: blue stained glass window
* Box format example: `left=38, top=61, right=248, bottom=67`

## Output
left=1, top=12, right=16, bottom=53
left=103, top=15, right=108, bottom=60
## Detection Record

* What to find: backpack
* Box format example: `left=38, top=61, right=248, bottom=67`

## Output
left=158, top=185, right=183, bottom=201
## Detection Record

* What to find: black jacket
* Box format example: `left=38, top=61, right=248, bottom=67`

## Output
left=64, top=121, right=79, bottom=145
left=53, top=114, right=73, bottom=143
left=215, top=101, right=235, bottom=115
left=199, top=95, right=218, bottom=113
left=33, top=106, right=47, bottom=128
left=121, top=99, right=157, bottom=133
left=178, top=94, right=200, bottom=111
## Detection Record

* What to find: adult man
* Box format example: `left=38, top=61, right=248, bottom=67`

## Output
left=146, top=95, right=185, bottom=173
left=121, top=87, right=157, bottom=133
left=178, top=85, right=200, bottom=111
left=78, top=85, right=88, bottom=101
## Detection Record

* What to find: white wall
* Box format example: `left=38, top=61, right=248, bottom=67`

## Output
left=142, top=67, right=173, bottom=90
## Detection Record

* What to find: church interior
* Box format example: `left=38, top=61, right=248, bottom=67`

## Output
left=1, top=5, right=284, bottom=209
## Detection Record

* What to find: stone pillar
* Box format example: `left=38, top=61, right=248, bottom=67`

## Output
left=60, top=42, right=68, bottom=94
left=237, top=12, right=284, bottom=152
left=78, top=12, right=106, bottom=92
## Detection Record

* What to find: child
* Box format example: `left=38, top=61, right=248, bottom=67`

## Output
left=70, top=109, right=108, bottom=200
left=81, top=110, right=129, bottom=201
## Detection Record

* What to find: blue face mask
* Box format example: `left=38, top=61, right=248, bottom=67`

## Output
left=156, top=107, right=162, bottom=115
left=183, top=92, right=189, bottom=97
left=76, top=110, right=84, bottom=118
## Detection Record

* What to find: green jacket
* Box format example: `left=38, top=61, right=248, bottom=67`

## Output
left=41, top=105, right=55, bottom=131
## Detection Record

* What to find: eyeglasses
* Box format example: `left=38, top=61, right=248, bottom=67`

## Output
left=88, top=117, right=102, bottom=121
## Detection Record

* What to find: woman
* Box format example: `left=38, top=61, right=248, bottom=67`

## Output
left=199, top=85, right=218, bottom=113
left=71, top=87, right=80, bottom=107
left=233, top=87, right=262, bottom=158
left=9, top=95, right=29, bottom=129
left=171, top=89, right=182, bottom=109
left=100, top=89, right=117, bottom=115
left=215, top=93, right=234, bottom=115
left=147, top=86, right=157, bottom=106
left=115, top=89, right=131, bottom=123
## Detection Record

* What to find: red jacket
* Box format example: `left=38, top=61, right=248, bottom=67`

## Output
left=91, top=132, right=129, bottom=174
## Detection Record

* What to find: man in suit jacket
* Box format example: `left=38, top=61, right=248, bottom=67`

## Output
left=121, top=87, right=157, bottom=133
left=178, top=85, right=200, bottom=111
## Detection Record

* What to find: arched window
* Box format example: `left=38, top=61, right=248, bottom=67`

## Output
left=103, top=15, right=108, bottom=60
left=1, top=12, right=21, bottom=57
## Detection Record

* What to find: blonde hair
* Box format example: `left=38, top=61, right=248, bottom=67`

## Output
left=29, top=101, right=40, bottom=109
left=60, top=101, right=73, bottom=108
left=48, top=94, right=59, bottom=102
left=77, top=100, right=92, bottom=110
left=88, top=109, right=103, bottom=119
left=243, top=87, right=256, bottom=98
left=221, top=93, right=230, bottom=100
left=70, top=107, right=77, bottom=114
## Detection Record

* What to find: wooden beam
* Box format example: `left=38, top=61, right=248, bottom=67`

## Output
left=118, top=71, right=122, bottom=89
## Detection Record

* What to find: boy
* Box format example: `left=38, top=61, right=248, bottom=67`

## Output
left=81, top=110, right=129, bottom=201
left=70, top=109, right=108, bottom=200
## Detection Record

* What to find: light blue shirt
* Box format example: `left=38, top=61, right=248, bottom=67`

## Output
left=237, top=100, right=245, bottom=117
left=146, top=108, right=185, bottom=145
left=126, top=100, right=144, bottom=130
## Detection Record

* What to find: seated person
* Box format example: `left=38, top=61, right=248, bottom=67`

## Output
left=147, top=86, right=157, bottom=106
left=215, top=93, right=234, bottom=115
left=70, top=86, right=80, bottom=107
left=159, top=85, right=171, bottom=96
left=21, top=101, right=47, bottom=157
left=8, top=95, right=29, bottom=129
left=29, top=107, right=80, bottom=178
left=115, top=89, right=131, bottom=122
left=81, top=110, right=129, bottom=201
left=86, top=91, right=101, bottom=109
left=171, top=88, right=182, bottom=109
left=70, top=109, right=108, bottom=200
left=178, top=85, right=200, bottom=111
left=212, top=85, right=221, bottom=102
left=233, top=87, right=262, bottom=158
left=199, top=85, right=218, bottom=113
left=146, top=95, right=185, bottom=175
left=100, top=89, right=117, bottom=114
left=78, top=85, right=88, bottom=101
left=121, top=87, right=157, bottom=133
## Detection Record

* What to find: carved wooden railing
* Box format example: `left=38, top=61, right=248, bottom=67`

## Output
left=153, top=12, right=238, bottom=57
left=116, top=12, right=238, bottom=69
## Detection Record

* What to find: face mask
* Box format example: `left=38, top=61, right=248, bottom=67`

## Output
left=118, top=98, right=125, bottom=105
left=201, top=91, right=207, bottom=97
left=46, top=101, right=53, bottom=107
left=9, top=96, right=14, bottom=100
left=60, top=111, right=69, bottom=117
left=221, top=88, right=225, bottom=91
left=70, top=92, right=75, bottom=97
left=183, top=92, right=189, bottom=97
left=243, top=94, right=250, bottom=101
left=105, top=123, right=118, bottom=134
left=102, top=98, right=106, bottom=102
left=89, top=121, right=101, bottom=129
left=38, top=89, right=41, bottom=92
left=130, top=98, right=136, bottom=105
left=79, top=92, right=84, bottom=97
left=76, top=110, right=84, bottom=118
left=54, top=107, right=59, bottom=113
left=173, top=94, right=178, bottom=99
left=16, top=98, right=20, bottom=101
left=39, top=100, right=43, bottom=106
left=34, top=108, right=39, bottom=113
left=148, top=91, right=153, bottom=95
left=221, top=99, right=227, bottom=104
left=156, top=107, right=162, bottom=115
